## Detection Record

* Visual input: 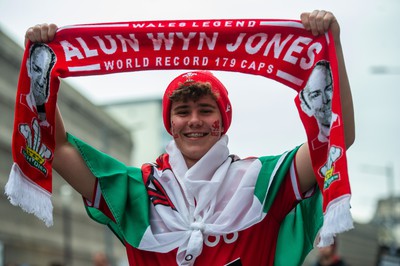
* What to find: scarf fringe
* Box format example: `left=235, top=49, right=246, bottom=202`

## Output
left=5, top=163, right=53, bottom=227
left=317, top=195, right=353, bottom=247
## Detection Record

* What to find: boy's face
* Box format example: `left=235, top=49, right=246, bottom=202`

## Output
left=170, top=94, right=223, bottom=168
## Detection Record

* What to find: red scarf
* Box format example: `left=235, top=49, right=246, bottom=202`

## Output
left=5, top=18, right=352, bottom=246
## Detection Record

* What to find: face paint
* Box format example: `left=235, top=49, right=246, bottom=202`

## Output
left=211, top=120, right=221, bottom=136
left=171, top=121, right=179, bottom=139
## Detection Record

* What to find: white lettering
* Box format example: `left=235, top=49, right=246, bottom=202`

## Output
left=76, top=37, right=98, bottom=58
left=60, top=40, right=84, bottom=61
left=300, top=42, right=322, bottom=70
left=213, top=21, right=221, bottom=27
left=267, top=64, right=274, bottom=74
left=183, top=57, right=190, bottom=65
left=141, top=57, right=149, bottom=67
left=126, top=58, right=132, bottom=68
left=245, top=33, right=268, bottom=55
left=103, top=57, right=149, bottom=70
left=223, top=232, right=238, bottom=244
left=103, top=60, right=114, bottom=70
left=94, top=35, right=117, bottom=55
left=205, top=235, right=220, bottom=247
left=226, top=33, right=246, bottom=52
left=116, top=59, right=124, bottom=69
left=198, top=32, right=218, bottom=50
left=205, top=232, right=239, bottom=247
left=240, top=60, right=265, bottom=71
left=263, top=34, right=293, bottom=58
left=116, top=34, right=140, bottom=52
left=176, top=32, right=197, bottom=50
left=155, top=56, right=208, bottom=67
left=132, top=20, right=257, bottom=29
left=131, top=23, right=145, bottom=28
left=283, top=36, right=312, bottom=65
left=147, top=33, right=174, bottom=50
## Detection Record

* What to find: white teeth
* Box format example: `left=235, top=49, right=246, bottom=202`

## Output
left=186, top=133, right=204, bottom=137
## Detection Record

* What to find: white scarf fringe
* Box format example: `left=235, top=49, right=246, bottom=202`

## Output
left=5, top=163, right=53, bottom=227
left=317, top=195, right=353, bottom=247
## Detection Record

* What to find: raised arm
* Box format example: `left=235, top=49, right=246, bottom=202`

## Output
left=296, top=10, right=355, bottom=193
left=25, top=24, right=96, bottom=200
left=53, top=105, right=96, bottom=200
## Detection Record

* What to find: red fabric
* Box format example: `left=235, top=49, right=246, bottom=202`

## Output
left=7, top=18, right=352, bottom=243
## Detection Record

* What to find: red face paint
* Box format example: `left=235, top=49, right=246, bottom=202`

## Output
left=211, top=120, right=221, bottom=136
left=171, top=121, right=179, bottom=139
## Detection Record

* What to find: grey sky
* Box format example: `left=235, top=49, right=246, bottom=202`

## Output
left=1, top=0, right=399, bottom=223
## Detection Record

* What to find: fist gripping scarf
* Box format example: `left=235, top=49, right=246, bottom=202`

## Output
left=6, top=18, right=352, bottom=246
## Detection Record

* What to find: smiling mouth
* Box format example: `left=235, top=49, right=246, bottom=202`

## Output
left=184, top=132, right=208, bottom=138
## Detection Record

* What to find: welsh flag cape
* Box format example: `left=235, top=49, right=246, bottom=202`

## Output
left=5, top=18, right=352, bottom=247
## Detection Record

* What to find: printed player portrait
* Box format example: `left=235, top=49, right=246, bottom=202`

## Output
left=26, top=43, right=56, bottom=125
left=300, top=60, right=338, bottom=147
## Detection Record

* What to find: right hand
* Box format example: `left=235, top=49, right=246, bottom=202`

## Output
left=24, top=23, right=58, bottom=47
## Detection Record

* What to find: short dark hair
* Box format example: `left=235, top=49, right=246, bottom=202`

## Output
left=169, top=82, right=217, bottom=103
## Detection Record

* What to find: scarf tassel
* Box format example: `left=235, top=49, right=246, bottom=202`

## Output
left=5, top=163, right=53, bottom=227
left=317, top=195, right=353, bottom=247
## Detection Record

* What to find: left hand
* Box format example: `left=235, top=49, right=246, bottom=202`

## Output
left=300, top=10, right=340, bottom=44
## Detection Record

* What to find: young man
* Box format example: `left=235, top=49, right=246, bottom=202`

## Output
left=25, top=10, right=355, bottom=266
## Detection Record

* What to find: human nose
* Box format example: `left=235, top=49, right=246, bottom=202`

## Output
left=187, top=112, right=203, bottom=127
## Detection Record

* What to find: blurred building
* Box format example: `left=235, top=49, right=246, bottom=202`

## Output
left=99, top=97, right=170, bottom=167
left=303, top=221, right=379, bottom=266
left=0, top=28, right=131, bottom=265
left=303, top=196, right=400, bottom=266
left=373, top=196, right=400, bottom=265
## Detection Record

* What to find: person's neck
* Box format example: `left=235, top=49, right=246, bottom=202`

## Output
left=184, top=157, right=198, bottom=169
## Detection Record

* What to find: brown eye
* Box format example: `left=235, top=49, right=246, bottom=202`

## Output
left=200, top=109, right=213, bottom=114
left=177, top=111, right=189, bottom=116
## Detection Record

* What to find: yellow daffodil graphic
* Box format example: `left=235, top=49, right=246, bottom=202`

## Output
left=320, top=146, right=342, bottom=190
left=19, top=118, right=52, bottom=175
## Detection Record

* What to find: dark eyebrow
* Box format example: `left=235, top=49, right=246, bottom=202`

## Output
left=171, top=103, right=190, bottom=113
left=172, top=102, right=217, bottom=112
left=198, top=103, right=217, bottom=109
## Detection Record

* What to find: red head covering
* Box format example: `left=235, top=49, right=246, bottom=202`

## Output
left=162, top=71, right=232, bottom=135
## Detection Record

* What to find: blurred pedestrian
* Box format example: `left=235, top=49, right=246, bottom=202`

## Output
left=315, top=239, right=347, bottom=266
left=92, top=251, right=111, bottom=266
